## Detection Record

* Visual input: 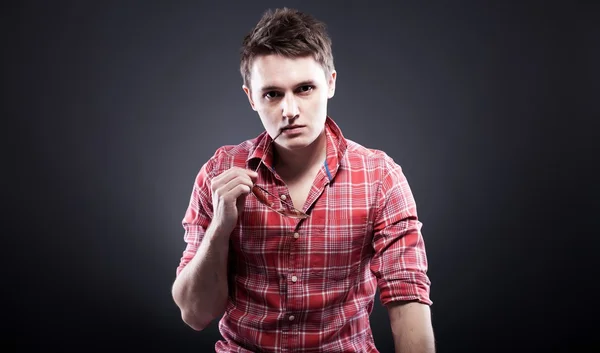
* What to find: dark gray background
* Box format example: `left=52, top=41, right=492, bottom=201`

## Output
left=5, top=1, right=599, bottom=352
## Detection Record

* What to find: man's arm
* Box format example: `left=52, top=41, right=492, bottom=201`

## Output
left=369, top=157, right=434, bottom=351
left=387, top=301, right=436, bottom=353
left=172, top=223, right=231, bottom=331
left=172, top=166, right=257, bottom=331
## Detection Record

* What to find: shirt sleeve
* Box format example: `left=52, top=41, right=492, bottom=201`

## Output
left=370, top=157, right=432, bottom=306
left=175, top=156, right=216, bottom=277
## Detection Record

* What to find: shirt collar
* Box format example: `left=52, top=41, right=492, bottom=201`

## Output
left=322, top=116, right=347, bottom=182
left=246, top=116, right=348, bottom=181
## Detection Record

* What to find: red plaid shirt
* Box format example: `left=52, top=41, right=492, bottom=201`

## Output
left=177, top=117, right=432, bottom=352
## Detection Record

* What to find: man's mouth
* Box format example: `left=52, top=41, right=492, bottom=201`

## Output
left=282, top=125, right=304, bottom=130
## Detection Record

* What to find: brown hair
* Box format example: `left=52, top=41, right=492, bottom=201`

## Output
left=240, top=8, right=335, bottom=87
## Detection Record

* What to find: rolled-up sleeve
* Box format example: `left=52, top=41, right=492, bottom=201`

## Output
left=370, top=159, right=432, bottom=306
left=176, top=157, right=216, bottom=277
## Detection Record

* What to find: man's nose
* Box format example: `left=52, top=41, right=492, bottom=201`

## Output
left=281, top=95, right=299, bottom=118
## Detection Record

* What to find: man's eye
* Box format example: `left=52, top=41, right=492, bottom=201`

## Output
left=264, top=91, right=280, bottom=99
left=298, top=85, right=314, bottom=93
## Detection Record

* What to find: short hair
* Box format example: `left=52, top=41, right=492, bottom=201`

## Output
left=240, top=7, right=335, bottom=87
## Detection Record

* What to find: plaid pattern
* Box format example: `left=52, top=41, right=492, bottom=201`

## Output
left=177, top=117, right=432, bottom=352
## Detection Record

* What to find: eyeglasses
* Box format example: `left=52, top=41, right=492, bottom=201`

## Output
left=251, top=131, right=310, bottom=219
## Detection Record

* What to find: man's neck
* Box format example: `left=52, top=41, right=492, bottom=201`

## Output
left=273, top=129, right=327, bottom=182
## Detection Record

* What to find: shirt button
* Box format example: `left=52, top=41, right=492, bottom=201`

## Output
left=288, top=315, right=295, bottom=321
left=293, top=232, right=300, bottom=239
left=291, top=275, right=298, bottom=282
left=280, top=194, right=287, bottom=200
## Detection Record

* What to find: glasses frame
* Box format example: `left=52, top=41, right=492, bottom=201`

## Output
left=251, top=131, right=309, bottom=219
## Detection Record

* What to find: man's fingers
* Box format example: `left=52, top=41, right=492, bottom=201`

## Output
left=233, top=184, right=252, bottom=197
left=212, top=167, right=257, bottom=192
left=214, top=175, right=254, bottom=201
left=248, top=170, right=258, bottom=183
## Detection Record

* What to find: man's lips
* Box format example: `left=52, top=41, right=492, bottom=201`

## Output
left=281, top=125, right=305, bottom=130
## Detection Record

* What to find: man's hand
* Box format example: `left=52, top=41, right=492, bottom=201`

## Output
left=387, top=301, right=435, bottom=353
left=210, top=167, right=258, bottom=235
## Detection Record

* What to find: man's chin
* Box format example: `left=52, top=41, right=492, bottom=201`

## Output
left=280, top=141, right=309, bottom=150
left=278, top=136, right=314, bottom=150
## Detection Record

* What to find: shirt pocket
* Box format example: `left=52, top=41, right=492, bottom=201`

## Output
left=306, top=214, right=373, bottom=281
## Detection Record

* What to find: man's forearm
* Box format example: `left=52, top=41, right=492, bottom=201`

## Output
left=388, top=301, right=436, bottom=353
left=172, top=223, right=231, bottom=331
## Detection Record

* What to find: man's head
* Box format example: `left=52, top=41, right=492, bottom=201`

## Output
left=240, top=8, right=337, bottom=151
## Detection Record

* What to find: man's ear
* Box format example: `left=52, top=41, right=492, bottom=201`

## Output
left=327, top=70, right=337, bottom=99
left=242, top=85, right=257, bottom=111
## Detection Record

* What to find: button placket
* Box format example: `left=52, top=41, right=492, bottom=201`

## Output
left=287, top=224, right=301, bottom=329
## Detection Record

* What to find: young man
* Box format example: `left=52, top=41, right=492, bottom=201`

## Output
left=172, top=8, right=435, bottom=353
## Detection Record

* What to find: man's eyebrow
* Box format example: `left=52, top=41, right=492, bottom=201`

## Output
left=260, top=80, right=317, bottom=92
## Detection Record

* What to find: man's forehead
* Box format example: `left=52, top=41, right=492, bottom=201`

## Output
left=250, top=55, right=326, bottom=89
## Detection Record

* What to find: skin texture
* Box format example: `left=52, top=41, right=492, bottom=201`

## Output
left=388, top=301, right=436, bottom=353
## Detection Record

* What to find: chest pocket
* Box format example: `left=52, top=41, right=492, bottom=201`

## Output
left=306, top=214, right=373, bottom=280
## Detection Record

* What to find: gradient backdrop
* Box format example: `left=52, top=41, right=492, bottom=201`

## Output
left=6, top=1, right=599, bottom=352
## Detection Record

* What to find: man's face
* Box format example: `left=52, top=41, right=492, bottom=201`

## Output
left=243, top=54, right=336, bottom=151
